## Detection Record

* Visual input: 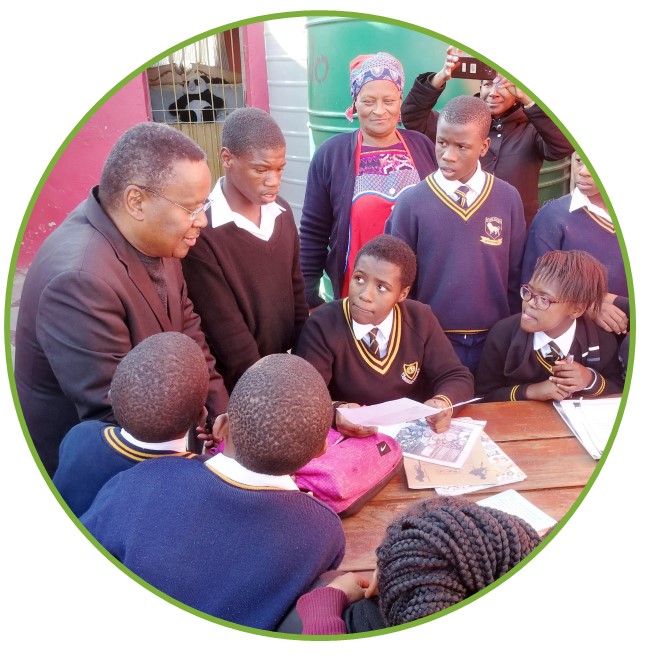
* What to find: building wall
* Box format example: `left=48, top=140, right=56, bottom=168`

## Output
left=18, top=74, right=150, bottom=269
left=17, top=24, right=273, bottom=271
left=264, top=17, right=311, bottom=225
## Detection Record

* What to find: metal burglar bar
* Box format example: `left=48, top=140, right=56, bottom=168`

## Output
left=145, top=30, right=245, bottom=184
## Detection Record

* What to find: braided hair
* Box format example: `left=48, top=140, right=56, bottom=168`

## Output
left=375, top=496, right=541, bottom=626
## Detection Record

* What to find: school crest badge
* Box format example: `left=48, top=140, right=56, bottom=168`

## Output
left=480, top=217, right=503, bottom=246
left=401, top=361, right=420, bottom=384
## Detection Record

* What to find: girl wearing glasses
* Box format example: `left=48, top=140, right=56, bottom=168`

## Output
left=475, top=250, right=624, bottom=402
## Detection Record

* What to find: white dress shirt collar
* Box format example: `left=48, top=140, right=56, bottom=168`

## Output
left=433, top=161, right=486, bottom=206
left=120, top=429, right=188, bottom=452
left=352, top=308, right=395, bottom=357
left=533, top=320, right=577, bottom=357
left=206, top=453, right=299, bottom=490
left=569, top=187, right=611, bottom=222
left=209, top=177, right=284, bottom=241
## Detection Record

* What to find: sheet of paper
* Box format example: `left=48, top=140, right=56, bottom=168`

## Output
left=337, top=397, right=441, bottom=426
left=554, top=397, right=621, bottom=459
left=477, top=489, right=557, bottom=534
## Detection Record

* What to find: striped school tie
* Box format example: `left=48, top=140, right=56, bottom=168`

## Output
left=367, top=327, right=381, bottom=358
left=454, top=184, right=470, bottom=209
left=543, top=340, right=564, bottom=365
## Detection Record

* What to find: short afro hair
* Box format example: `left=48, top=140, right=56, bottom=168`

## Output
left=220, top=107, right=286, bottom=156
left=375, top=496, right=541, bottom=627
left=531, top=249, right=608, bottom=315
left=110, top=332, right=209, bottom=443
left=98, top=122, right=207, bottom=212
left=354, top=234, right=417, bottom=289
left=228, top=354, right=332, bottom=475
left=439, top=95, right=491, bottom=140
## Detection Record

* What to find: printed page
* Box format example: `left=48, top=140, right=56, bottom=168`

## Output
left=554, top=397, right=621, bottom=459
left=477, top=489, right=557, bottom=534
left=396, top=418, right=484, bottom=468
left=337, top=397, right=442, bottom=426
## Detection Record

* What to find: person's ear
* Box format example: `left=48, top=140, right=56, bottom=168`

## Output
left=397, top=286, right=411, bottom=303
left=213, top=413, right=230, bottom=442
left=316, top=437, right=329, bottom=458
left=124, top=185, right=146, bottom=221
left=480, top=136, right=491, bottom=157
left=220, top=147, right=234, bottom=169
left=569, top=303, right=586, bottom=319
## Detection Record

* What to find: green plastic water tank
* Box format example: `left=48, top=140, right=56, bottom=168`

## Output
left=306, top=16, right=478, bottom=151
left=538, top=157, right=572, bottom=206
left=306, top=16, right=570, bottom=204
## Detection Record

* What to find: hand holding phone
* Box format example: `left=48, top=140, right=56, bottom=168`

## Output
left=450, top=56, right=497, bottom=80
left=429, top=46, right=462, bottom=89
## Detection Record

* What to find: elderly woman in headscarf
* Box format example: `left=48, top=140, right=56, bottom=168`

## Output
left=299, top=52, right=437, bottom=309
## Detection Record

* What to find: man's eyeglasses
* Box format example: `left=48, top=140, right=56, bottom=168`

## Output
left=520, top=284, right=564, bottom=311
left=137, top=185, right=211, bottom=221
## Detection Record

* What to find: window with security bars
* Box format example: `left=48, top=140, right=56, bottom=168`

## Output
left=146, top=29, right=245, bottom=182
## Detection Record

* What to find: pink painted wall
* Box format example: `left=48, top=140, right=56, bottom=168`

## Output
left=18, top=24, right=269, bottom=270
left=243, top=22, right=270, bottom=111
left=18, top=74, right=150, bottom=269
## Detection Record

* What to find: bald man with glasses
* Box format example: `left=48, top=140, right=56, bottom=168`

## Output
left=15, top=122, right=228, bottom=476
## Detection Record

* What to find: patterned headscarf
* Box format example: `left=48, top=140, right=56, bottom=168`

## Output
left=345, top=52, right=405, bottom=122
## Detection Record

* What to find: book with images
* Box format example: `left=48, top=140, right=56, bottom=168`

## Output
left=432, top=428, right=527, bottom=496
left=395, top=417, right=484, bottom=469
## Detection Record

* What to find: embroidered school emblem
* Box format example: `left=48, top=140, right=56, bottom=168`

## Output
left=480, top=217, right=503, bottom=246
left=401, top=361, right=420, bottom=384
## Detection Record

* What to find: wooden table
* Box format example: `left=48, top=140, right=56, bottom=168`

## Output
left=338, top=400, right=599, bottom=573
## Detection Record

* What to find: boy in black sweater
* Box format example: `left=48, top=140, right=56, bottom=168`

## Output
left=475, top=250, right=623, bottom=402
left=181, top=107, right=308, bottom=393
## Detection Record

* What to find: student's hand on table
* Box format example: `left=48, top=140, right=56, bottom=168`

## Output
left=327, top=572, right=370, bottom=604
left=424, top=397, right=453, bottom=433
left=594, top=301, right=628, bottom=334
left=525, top=379, right=570, bottom=402
left=550, top=361, right=594, bottom=396
left=494, top=74, right=533, bottom=107
left=429, top=46, right=461, bottom=89
left=335, top=403, right=377, bottom=438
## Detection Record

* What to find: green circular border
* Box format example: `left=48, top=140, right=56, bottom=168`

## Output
left=3, top=9, right=635, bottom=641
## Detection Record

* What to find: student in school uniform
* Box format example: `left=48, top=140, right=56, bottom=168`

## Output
left=475, top=250, right=624, bottom=402
left=181, top=107, right=308, bottom=393
left=80, top=354, right=345, bottom=631
left=294, top=234, right=474, bottom=438
left=53, top=332, right=209, bottom=517
left=386, top=95, right=527, bottom=374
left=521, top=151, right=629, bottom=336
